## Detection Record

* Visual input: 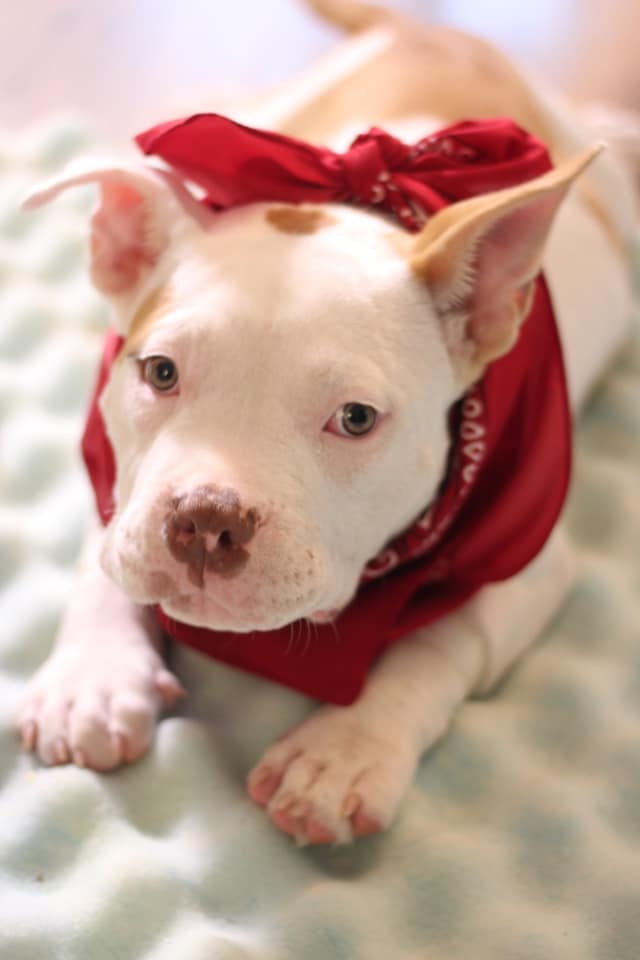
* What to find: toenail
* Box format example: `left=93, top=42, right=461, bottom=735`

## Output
left=54, top=738, right=69, bottom=764
left=73, top=749, right=87, bottom=768
left=252, top=766, right=273, bottom=786
left=110, top=731, right=127, bottom=761
left=306, top=819, right=338, bottom=844
left=353, top=810, right=382, bottom=837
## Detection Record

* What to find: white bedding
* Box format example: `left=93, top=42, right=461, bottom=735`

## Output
left=1, top=116, right=639, bottom=960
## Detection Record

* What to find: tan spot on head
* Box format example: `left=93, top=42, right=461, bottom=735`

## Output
left=125, top=284, right=175, bottom=354
left=265, top=205, right=337, bottom=235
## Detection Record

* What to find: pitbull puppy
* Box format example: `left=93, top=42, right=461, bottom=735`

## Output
left=18, top=0, right=638, bottom=845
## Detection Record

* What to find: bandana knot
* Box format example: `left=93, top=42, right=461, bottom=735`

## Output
left=341, top=135, right=390, bottom=204
left=339, top=134, right=423, bottom=229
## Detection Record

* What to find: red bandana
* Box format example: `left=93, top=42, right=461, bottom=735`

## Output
left=83, top=115, right=571, bottom=705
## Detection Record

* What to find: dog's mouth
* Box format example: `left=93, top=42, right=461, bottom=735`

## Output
left=150, top=566, right=341, bottom=632
left=160, top=588, right=245, bottom=628
left=104, top=508, right=351, bottom=632
left=108, top=549, right=337, bottom=631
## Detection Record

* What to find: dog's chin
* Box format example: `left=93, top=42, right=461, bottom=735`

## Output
left=158, top=591, right=340, bottom=634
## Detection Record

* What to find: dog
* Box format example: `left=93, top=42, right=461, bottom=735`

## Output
left=18, top=0, right=638, bottom=845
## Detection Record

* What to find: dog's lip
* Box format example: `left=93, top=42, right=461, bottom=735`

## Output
left=160, top=588, right=234, bottom=619
left=308, top=608, right=339, bottom=624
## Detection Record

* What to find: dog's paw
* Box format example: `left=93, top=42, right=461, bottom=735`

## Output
left=18, top=642, right=184, bottom=771
left=246, top=704, right=418, bottom=845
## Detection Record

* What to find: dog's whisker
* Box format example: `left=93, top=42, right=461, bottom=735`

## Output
left=301, top=619, right=312, bottom=658
left=285, top=621, right=295, bottom=657
left=325, top=617, right=341, bottom=646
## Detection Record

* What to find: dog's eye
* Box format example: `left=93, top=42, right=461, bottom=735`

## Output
left=329, top=402, right=378, bottom=437
left=142, top=356, right=179, bottom=393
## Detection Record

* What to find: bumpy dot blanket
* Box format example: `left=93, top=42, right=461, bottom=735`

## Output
left=1, top=117, right=639, bottom=960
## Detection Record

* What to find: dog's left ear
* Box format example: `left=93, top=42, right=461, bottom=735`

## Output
left=411, top=144, right=603, bottom=385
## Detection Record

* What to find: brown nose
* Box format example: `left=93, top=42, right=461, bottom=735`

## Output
left=162, top=484, right=260, bottom=587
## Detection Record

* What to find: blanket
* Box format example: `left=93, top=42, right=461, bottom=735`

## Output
left=1, top=115, right=639, bottom=960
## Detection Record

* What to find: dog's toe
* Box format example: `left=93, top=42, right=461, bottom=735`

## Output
left=344, top=793, right=383, bottom=837
left=247, top=764, right=283, bottom=805
left=270, top=795, right=310, bottom=838
left=29, top=692, right=74, bottom=767
left=109, top=690, right=157, bottom=763
left=66, top=693, right=122, bottom=770
left=304, top=817, right=338, bottom=844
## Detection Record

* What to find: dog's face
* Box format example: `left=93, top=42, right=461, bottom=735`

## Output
left=100, top=202, right=457, bottom=630
left=25, top=150, right=593, bottom=631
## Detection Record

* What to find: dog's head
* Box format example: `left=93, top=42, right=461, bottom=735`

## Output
left=24, top=148, right=597, bottom=631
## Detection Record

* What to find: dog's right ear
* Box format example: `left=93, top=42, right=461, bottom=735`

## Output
left=22, top=161, right=209, bottom=302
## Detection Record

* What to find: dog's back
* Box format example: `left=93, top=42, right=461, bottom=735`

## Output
left=249, top=0, right=638, bottom=261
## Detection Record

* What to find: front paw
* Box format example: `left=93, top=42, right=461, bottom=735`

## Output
left=247, top=705, right=418, bottom=845
left=18, top=643, right=184, bottom=771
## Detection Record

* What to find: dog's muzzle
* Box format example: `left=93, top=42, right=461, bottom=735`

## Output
left=162, top=484, right=260, bottom=587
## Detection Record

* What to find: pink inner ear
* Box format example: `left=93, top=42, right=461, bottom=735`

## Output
left=90, top=181, right=160, bottom=295
left=462, top=192, right=562, bottom=359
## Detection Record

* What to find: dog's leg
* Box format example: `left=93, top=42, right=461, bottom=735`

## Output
left=248, top=527, right=574, bottom=845
left=17, top=521, right=184, bottom=770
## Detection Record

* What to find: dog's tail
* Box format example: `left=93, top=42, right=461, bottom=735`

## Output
left=578, top=102, right=640, bottom=190
left=303, top=0, right=395, bottom=33
left=577, top=103, right=640, bottom=241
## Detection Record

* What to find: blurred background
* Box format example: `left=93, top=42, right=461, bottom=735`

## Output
left=1, top=0, right=639, bottom=145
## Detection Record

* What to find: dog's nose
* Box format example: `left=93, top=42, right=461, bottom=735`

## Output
left=163, top=484, right=260, bottom=587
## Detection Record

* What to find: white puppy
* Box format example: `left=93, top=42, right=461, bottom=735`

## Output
left=19, top=0, right=638, bottom=845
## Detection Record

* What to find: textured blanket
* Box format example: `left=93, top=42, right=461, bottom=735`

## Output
left=1, top=117, right=639, bottom=960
